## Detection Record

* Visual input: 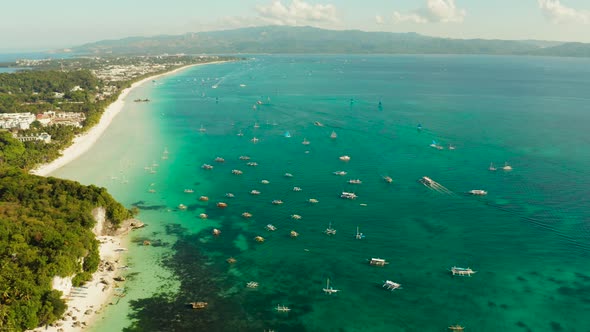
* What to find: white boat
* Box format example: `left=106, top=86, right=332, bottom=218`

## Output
left=184, top=189, right=194, bottom=193
left=246, top=281, right=258, bottom=288
left=239, top=156, right=251, bottom=160
left=489, top=162, right=497, bottom=171
left=302, top=138, right=310, bottom=145
left=261, top=180, right=270, bottom=184
left=214, top=157, right=225, bottom=163
left=502, top=162, right=513, bottom=171
left=271, top=199, right=283, bottom=205
left=450, top=266, right=477, bottom=276
left=284, top=131, right=291, bottom=138
left=330, top=131, right=337, bottom=139
left=251, top=137, right=259, bottom=143
left=178, top=204, right=187, bottom=210
left=322, top=278, right=340, bottom=295
left=308, top=198, right=319, bottom=204
left=201, top=164, right=213, bottom=170
left=369, top=258, right=388, bottom=266
left=266, top=224, right=277, bottom=231
left=284, top=173, right=293, bottom=178
left=199, top=125, right=206, bottom=132
left=355, top=226, right=365, bottom=240
left=468, top=189, right=487, bottom=196
left=225, top=193, right=235, bottom=198
left=237, top=130, right=244, bottom=137
left=247, top=162, right=258, bottom=167
left=333, top=171, right=347, bottom=176
left=325, top=222, right=336, bottom=235
left=254, top=122, right=260, bottom=129
left=339, top=155, right=351, bottom=162
left=250, top=190, right=261, bottom=195
left=348, top=179, right=362, bottom=184
left=383, top=176, right=393, bottom=183
left=291, top=214, right=302, bottom=220
left=430, top=140, right=443, bottom=150
left=292, top=187, right=302, bottom=192
left=382, top=280, right=402, bottom=291
left=231, top=169, right=243, bottom=175
left=340, top=192, right=357, bottom=200
left=275, top=305, right=291, bottom=312
left=314, top=121, right=324, bottom=127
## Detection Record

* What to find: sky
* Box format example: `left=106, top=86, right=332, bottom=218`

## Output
left=1, top=0, right=589, bottom=52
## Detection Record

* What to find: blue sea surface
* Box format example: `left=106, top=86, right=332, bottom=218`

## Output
left=56, top=55, right=590, bottom=332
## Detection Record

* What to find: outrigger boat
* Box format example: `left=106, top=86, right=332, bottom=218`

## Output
left=255, top=236, right=265, bottom=243
left=339, top=155, right=351, bottom=161
left=302, top=138, right=310, bottom=145
left=291, top=214, right=302, bottom=220
left=225, top=193, right=235, bottom=198
left=325, top=222, right=336, bottom=235
left=201, top=164, right=214, bottom=170
left=199, top=196, right=209, bottom=201
left=275, top=305, right=291, bottom=313
left=292, top=187, right=302, bottom=192
left=178, top=204, right=187, bottom=210
left=383, top=176, right=393, bottom=183
left=184, top=189, right=194, bottom=193
left=266, top=224, right=277, bottom=231
left=212, top=229, right=221, bottom=236
left=271, top=200, right=283, bottom=205
left=261, top=180, right=270, bottom=184
left=322, top=278, right=340, bottom=294
left=340, top=192, right=357, bottom=200
left=242, top=212, right=253, bottom=219
left=251, top=137, right=259, bottom=143
left=308, top=198, right=319, bottom=204
left=216, top=202, right=228, bottom=208
left=239, top=156, right=251, bottom=160
left=468, top=189, right=487, bottom=196
left=191, top=301, right=208, bottom=309
left=348, top=179, right=362, bottom=184
left=250, top=190, right=261, bottom=195
left=448, top=325, right=465, bottom=331
left=284, top=173, right=293, bottom=178
left=369, top=258, right=388, bottom=266
left=214, top=157, right=225, bottom=163
left=246, top=281, right=259, bottom=289
left=246, top=162, right=258, bottom=166
left=333, top=171, right=347, bottom=176
left=199, top=213, right=208, bottom=219
left=231, top=169, right=243, bottom=175
left=355, top=226, right=365, bottom=240
left=450, top=266, right=476, bottom=276
left=382, top=280, right=402, bottom=291
left=290, top=230, right=299, bottom=238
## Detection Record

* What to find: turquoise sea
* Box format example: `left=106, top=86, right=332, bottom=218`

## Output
left=52, top=55, right=590, bottom=331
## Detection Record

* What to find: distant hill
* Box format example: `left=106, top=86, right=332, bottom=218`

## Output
left=69, top=26, right=590, bottom=58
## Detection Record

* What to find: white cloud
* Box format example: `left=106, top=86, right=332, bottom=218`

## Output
left=538, top=0, right=589, bottom=24
left=375, top=15, right=384, bottom=25
left=392, top=0, right=466, bottom=24
left=256, top=0, right=338, bottom=26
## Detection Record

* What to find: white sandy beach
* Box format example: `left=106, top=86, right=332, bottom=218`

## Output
left=31, top=61, right=225, bottom=177
left=28, top=61, right=227, bottom=332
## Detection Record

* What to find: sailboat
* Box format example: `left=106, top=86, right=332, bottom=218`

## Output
left=488, top=162, right=497, bottom=171
left=355, top=226, right=365, bottom=240
left=325, top=222, right=336, bottom=235
left=330, top=131, right=337, bottom=139
left=302, top=138, right=310, bottom=145
left=253, top=122, right=260, bottom=129
left=199, top=125, right=206, bottom=132
left=284, top=131, right=291, bottom=138
left=322, top=278, right=340, bottom=294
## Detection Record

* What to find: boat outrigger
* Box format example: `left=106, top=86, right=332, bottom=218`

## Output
left=322, top=278, right=340, bottom=295
left=450, top=266, right=476, bottom=276
left=382, top=280, right=402, bottom=291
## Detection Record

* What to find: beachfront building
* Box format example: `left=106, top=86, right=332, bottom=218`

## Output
left=0, top=112, right=36, bottom=130
left=35, top=111, right=86, bottom=128
left=13, top=132, right=52, bottom=143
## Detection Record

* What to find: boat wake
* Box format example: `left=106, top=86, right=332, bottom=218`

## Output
left=419, top=176, right=455, bottom=196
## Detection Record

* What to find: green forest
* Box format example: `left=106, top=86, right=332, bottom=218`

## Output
left=0, top=70, right=134, bottom=330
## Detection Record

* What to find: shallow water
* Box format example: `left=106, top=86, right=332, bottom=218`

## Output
left=53, top=55, right=590, bottom=331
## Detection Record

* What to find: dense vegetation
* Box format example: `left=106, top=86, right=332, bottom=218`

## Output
left=0, top=65, right=138, bottom=330
left=0, top=164, right=132, bottom=330
left=71, top=25, right=590, bottom=58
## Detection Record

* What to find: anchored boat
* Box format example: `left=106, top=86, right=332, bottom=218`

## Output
left=450, top=266, right=476, bottom=276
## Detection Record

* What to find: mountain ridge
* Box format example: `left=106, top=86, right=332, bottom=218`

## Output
left=66, top=26, right=590, bottom=58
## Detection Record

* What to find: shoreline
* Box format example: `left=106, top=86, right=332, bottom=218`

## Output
left=28, top=60, right=228, bottom=332
left=30, top=61, right=227, bottom=177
